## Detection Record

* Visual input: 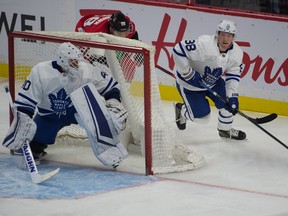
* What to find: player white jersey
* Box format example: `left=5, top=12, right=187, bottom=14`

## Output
left=173, top=34, right=243, bottom=98
left=14, top=60, right=120, bottom=117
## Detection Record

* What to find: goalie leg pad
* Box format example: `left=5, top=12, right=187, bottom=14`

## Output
left=71, top=83, right=128, bottom=167
left=96, top=142, right=128, bottom=168
left=12, top=149, right=27, bottom=170
left=11, top=143, right=48, bottom=170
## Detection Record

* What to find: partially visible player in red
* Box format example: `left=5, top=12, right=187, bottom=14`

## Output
left=75, top=11, right=139, bottom=40
left=75, top=11, right=140, bottom=81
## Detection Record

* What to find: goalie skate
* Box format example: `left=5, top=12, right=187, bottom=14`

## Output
left=13, top=149, right=47, bottom=169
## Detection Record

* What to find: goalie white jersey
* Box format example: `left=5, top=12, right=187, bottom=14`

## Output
left=14, top=60, right=120, bottom=117
left=173, top=34, right=243, bottom=98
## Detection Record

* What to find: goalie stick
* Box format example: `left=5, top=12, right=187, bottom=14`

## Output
left=199, top=81, right=288, bottom=150
left=155, top=64, right=277, bottom=124
left=4, top=85, right=60, bottom=184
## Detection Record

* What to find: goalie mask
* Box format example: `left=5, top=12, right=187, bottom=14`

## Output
left=216, top=20, right=238, bottom=37
left=56, top=42, right=83, bottom=77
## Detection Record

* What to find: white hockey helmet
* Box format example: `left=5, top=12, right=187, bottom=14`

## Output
left=216, top=20, right=238, bottom=36
left=56, top=42, right=83, bottom=76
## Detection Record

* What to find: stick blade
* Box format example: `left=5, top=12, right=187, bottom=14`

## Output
left=255, top=113, right=278, bottom=124
left=32, top=168, right=60, bottom=184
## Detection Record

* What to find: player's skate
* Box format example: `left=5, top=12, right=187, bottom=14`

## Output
left=218, top=128, right=246, bottom=140
left=175, top=102, right=186, bottom=130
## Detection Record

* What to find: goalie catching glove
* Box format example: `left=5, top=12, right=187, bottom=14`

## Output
left=2, top=111, right=37, bottom=150
left=106, top=99, right=128, bottom=134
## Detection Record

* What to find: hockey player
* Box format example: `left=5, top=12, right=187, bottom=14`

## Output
left=173, top=20, right=246, bottom=140
left=76, top=11, right=141, bottom=81
left=75, top=11, right=139, bottom=40
left=2, top=42, right=128, bottom=169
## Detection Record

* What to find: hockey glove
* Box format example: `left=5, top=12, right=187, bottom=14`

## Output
left=226, top=97, right=239, bottom=115
left=106, top=99, right=128, bottom=133
left=182, top=68, right=203, bottom=88
left=2, top=111, right=37, bottom=150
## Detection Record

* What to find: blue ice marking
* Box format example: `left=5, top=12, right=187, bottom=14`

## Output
left=0, top=155, right=158, bottom=199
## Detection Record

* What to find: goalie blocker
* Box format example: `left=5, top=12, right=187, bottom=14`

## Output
left=71, top=83, right=128, bottom=168
left=3, top=110, right=37, bottom=151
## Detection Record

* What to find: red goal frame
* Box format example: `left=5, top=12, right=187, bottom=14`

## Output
left=8, top=31, right=154, bottom=175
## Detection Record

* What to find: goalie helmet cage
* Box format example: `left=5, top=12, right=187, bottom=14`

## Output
left=8, top=31, right=204, bottom=175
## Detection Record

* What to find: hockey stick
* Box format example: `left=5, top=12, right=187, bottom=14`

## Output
left=155, top=64, right=277, bottom=124
left=199, top=82, right=288, bottom=150
left=4, top=85, right=60, bottom=183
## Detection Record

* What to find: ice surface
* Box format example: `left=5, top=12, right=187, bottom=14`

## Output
left=0, top=80, right=288, bottom=216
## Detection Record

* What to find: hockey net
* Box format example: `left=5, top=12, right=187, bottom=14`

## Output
left=8, top=31, right=205, bottom=175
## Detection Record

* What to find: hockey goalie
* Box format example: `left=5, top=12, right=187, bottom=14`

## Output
left=2, top=42, right=128, bottom=169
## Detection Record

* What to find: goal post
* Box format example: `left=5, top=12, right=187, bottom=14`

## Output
left=8, top=31, right=205, bottom=175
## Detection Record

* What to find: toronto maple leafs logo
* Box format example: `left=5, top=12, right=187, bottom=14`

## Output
left=225, top=24, right=231, bottom=31
left=48, top=88, right=71, bottom=117
left=203, top=66, right=222, bottom=85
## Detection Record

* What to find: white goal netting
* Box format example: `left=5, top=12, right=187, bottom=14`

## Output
left=10, top=31, right=205, bottom=174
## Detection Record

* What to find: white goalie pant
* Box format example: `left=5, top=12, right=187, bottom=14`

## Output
left=70, top=83, right=128, bottom=168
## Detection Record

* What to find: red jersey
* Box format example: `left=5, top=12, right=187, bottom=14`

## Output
left=75, top=14, right=138, bottom=39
